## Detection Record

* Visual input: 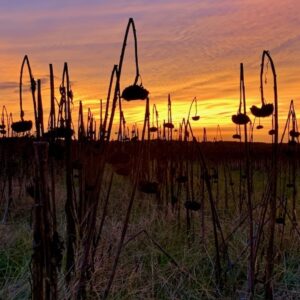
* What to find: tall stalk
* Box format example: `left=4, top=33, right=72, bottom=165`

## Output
left=261, top=50, right=278, bottom=300
left=37, top=79, right=44, bottom=137
left=32, top=142, right=57, bottom=300
left=106, top=18, right=140, bottom=142
left=78, top=101, right=85, bottom=140
left=20, top=56, right=38, bottom=132
left=49, top=64, right=56, bottom=131
left=167, top=94, right=173, bottom=141
left=100, top=65, right=118, bottom=142
left=62, top=63, right=76, bottom=283
left=240, top=63, right=254, bottom=297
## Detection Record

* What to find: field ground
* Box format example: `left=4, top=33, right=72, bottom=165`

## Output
left=0, top=140, right=300, bottom=299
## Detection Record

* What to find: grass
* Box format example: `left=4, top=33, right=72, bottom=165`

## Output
left=0, top=223, right=31, bottom=299
left=1, top=141, right=300, bottom=299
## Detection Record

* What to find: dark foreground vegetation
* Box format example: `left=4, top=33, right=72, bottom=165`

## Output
left=0, top=139, right=300, bottom=299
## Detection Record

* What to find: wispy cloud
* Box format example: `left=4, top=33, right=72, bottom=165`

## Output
left=0, top=81, right=18, bottom=90
left=0, top=0, right=300, bottom=140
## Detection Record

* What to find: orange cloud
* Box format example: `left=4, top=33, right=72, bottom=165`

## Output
left=0, top=0, right=300, bottom=142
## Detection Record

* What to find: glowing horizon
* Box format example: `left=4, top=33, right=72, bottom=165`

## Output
left=1, top=0, right=300, bottom=142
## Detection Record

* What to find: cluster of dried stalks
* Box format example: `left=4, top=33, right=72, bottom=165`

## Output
left=0, top=19, right=300, bottom=300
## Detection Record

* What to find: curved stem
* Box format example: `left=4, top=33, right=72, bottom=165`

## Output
left=61, top=62, right=72, bottom=128
left=19, top=55, right=38, bottom=132
left=106, top=18, right=140, bottom=142
left=260, top=50, right=275, bottom=107
left=118, top=18, right=140, bottom=85
left=187, top=97, right=197, bottom=121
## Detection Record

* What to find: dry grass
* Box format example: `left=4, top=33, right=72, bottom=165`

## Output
left=1, top=141, right=300, bottom=299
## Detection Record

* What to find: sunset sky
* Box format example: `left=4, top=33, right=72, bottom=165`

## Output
left=1, top=0, right=300, bottom=141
